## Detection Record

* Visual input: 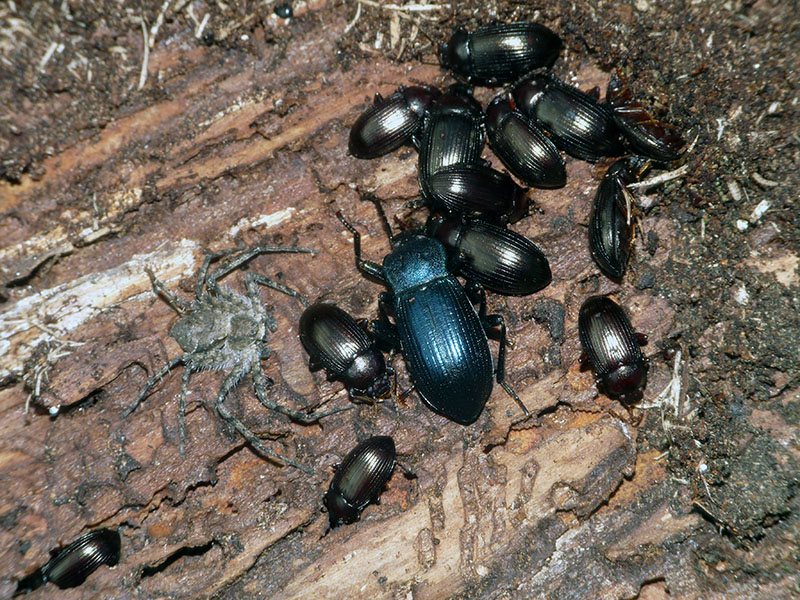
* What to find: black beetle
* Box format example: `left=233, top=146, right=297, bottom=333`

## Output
left=588, top=157, right=647, bottom=279
left=427, top=213, right=552, bottom=296
left=41, top=529, right=121, bottom=589
left=349, top=86, right=441, bottom=159
left=337, top=205, right=526, bottom=425
left=417, top=86, right=485, bottom=202
left=425, top=162, right=529, bottom=224
left=324, top=436, right=397, bottom=528
left=606, top=70, right=685, bottom=162
left=485, top=96, right=566, bottom=189
left=299, top=302, right=393, bottom=401
left=512, top=74, right=624, bottom=162
left=438, top=22, right=562, bottom=86
left=578, top=296, right=648, bottom=404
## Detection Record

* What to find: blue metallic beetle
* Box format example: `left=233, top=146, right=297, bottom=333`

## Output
left=336, top=203, right=526, bottom=425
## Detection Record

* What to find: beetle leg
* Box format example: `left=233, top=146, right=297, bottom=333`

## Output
left=481, top=314, right=506, bottom=381
left=336, top=211, right=387, bottom=283
left=124, top=354, right=186, bottom=417
left=579, top=351, right=590, bottom=370
left=482, top=313, right=529, bottom=417
left=205, top=245, right=316, bottom=295
left=251, top=364, right=353, bottom=425
left=464, top=280, right=488, bottom=319
left=214, top=366, right=313, bottom=474
left=636, top=332, right=649, bottom=346
left=371, top=293, right=401, bottom=351
left=146, top=267, right=191, bottom=314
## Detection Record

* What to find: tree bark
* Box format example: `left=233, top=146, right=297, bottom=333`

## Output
left=1, top=1, right=797, bottom=599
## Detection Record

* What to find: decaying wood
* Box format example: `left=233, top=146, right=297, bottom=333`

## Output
left=1, top=1, right=798, bottom=599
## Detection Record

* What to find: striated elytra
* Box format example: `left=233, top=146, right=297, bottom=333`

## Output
left=438, top=22, right=562, bottom=86
left=512, top=74, right=624, bottom=162
left=42, top=528, right=121, bottom=589
left=486, top=96, right=566, bottom=189
left=425, top=162, right=529, bottom=224
left=588, top=158, right=644, bottom=279
left=417, top=86, right=485, bottom=203
left=578, top=296, right=648, bottom=404
left=299, top=302, right=393, bottom=401
left=348, top=85, right=441, bottom=159
left=324, top=436, right=397, bottom=528
left=427, top=214, right=551, bottom=296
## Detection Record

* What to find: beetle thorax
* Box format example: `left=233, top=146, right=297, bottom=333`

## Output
left=383, top=237, right=450, bottom=293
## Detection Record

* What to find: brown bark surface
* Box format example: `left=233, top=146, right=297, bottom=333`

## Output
left=1, top=1, right=797, bottom=599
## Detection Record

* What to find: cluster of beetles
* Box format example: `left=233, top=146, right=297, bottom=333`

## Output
left=17, top=20, right=686, bottom=593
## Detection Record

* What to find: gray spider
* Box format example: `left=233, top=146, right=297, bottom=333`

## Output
left=124, top=246, right=348, bottom=474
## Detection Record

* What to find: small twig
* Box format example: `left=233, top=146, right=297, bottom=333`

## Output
left=698, top=462, right=713, bottom=501
left=138, top=16, right=150, bottom=90
left=628, top=163, right=689, bottom=191
left=149, top=1, right=172, bottom=49
left=196, top=13, right=210, bottom=38
left=343, top=2, right=362, bottom=34
left=39, top=41, right=58, bottom=72
left=174, top=0, right=194, bottom=12
left=215, top=13, right=256, bottom=41
left=357, top=0, right=448, bottom=11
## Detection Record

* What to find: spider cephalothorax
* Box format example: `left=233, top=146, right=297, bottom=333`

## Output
left=124, top=246, right=349, bottom=473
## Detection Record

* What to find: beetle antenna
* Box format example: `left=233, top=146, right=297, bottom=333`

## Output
left=370, top=196, right=396, bottom=246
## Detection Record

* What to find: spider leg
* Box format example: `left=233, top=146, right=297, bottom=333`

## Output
left=178, top=364, right=192, bottom=457
left=195, top=248, right=244, bottom=297
left=206, top=246, right=316, bottom=295
left=214, top=367, right=313, bottom=474
left=245, top=273, right=310, bottom=309
left=124, top=355, right=185, bottom=418
left=252, top=363, right=353, bottom=424
left=146, top=267, right=191, bottom=314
